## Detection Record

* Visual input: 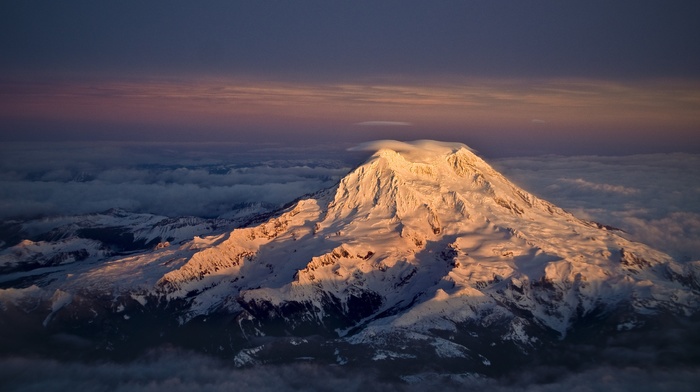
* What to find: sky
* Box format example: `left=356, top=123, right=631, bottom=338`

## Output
left=1, top=1, right=699, bottom=155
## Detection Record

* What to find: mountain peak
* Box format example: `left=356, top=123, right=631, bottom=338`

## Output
left=334, top=140, right=541, bottom=228
left=353, top=140, right=497, bottom=182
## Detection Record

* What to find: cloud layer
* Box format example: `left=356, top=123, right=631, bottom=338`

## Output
left=2, top=77, right=699, bottom=156
left=0, top=142, right=358, bottom=220
left=494, top=153, right=700, bottom=261
left=1, top=350, right=699, bottom=392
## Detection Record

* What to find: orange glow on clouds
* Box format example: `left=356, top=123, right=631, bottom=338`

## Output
left=1, top=76, right=699, bottom=137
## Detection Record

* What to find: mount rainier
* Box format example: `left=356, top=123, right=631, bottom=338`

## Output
left=1, top=140, right=698, bottom=378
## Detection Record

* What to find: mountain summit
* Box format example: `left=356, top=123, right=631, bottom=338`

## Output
left=1, top=140, right=698, bottom=376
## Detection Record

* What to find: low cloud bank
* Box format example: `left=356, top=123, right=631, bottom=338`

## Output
left=1, top=350, right=699, bottom=392
left=348, top=140, right=476, bottom=155
left=0, top=142, right=357, bottom=220
left=494, top=153, right=700, bottom=261
left=355, top=121, right=412, bottom=127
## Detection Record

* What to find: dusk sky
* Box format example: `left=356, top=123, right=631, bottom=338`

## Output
left=3, top=4, right=700, bottom=389
left=2, top=1, right=700, bottom=155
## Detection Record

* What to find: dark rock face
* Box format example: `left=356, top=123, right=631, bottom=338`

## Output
left=238, top=290, right=384, bottom=337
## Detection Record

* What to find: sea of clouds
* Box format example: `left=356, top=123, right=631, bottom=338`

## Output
left=0, top=142, right=362, bottom=220
left=1, top=348, right=699, bottom=392
left=492, top=153, right=700, bottom=261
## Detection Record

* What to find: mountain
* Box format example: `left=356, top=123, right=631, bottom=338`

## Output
left=0, top=205, right=271, bottom=274
left=1, top=140, right=698, bottom=378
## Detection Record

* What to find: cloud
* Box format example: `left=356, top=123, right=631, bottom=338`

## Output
left=0, top=142, right=356, bottom=220
left=614, top=212, right=700, bottom=262
left=0, top=171, right=343, bottom=219
left=348, top=140, right=476, bottom=154
left=355, top=121, right=412, bottom=127
left=3, top=77, right=699, bottom=152
left=0, top=351, right=397, bottom=392
left=1, top=350, right=699, bottom=392
left=559, top=178, right=639, bottom=195
left=531, top=119, right=546, bottom=123
left=493, top=153, right=700, bottom=261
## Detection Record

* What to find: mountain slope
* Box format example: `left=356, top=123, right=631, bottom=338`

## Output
left=0, top=207, right=264, bottom=275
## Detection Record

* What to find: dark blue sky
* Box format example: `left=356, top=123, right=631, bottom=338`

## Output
left=2, top=1, right=699, bottom=79
left=1, top=1, right=699, bottom=155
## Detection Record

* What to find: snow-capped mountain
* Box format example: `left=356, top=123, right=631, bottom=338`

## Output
left=0, top=206, right=271, bottom=274
left=1, top=140, right=698, bottom=377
